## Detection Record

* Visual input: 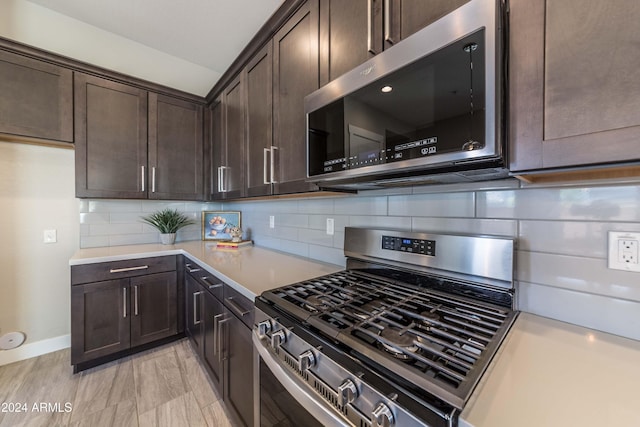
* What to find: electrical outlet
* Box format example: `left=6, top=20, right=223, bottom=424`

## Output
left=43, top=229, right=57, bottom=244
left=269, top=216, right=275, bottom=229
left=326, top=218, right=335, bottom=236
left=608, top=231, right=640, bottom=272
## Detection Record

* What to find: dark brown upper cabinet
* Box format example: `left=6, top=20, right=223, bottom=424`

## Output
left=205, top=100, right=224, bottom=200
left=211, top=76, right=246, bottom=200
left=75, top=72, right=148, bottom=199
left=319, top=0, right=469, bottom=85
left=148, top=93, right=204, bottom=200
left=0, top=49, right=73, bottom=143
left=509, top=0, right=640, bottom=174
left=273, top=0, right=320, bottom=195
left=245, top=42, right=275, bottom=198
left=76, top=72, right=205, bottom=199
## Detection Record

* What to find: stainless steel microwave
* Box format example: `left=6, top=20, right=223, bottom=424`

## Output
left=305, top=0, right=508, bottom=190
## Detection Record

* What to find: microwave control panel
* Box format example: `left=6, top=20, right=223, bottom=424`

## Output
left=382, top=235, right=436, bottom=256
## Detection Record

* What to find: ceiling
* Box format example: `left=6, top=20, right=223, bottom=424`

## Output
left=22, top=0, right=283, bottom=95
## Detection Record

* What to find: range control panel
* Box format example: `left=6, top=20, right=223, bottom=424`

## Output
left=382, top=235, right=436, bottom=256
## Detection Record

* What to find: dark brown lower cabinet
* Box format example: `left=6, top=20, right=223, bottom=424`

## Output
left=71, top=259, right=179, bottom=370
left=185, top=262, right=254, bottom=427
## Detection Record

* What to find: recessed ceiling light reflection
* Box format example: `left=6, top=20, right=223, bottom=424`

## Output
left=381, top=85, right=393, bottom=93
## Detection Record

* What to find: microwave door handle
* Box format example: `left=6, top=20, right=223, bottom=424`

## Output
left=252, top=333, right=350, bottom=427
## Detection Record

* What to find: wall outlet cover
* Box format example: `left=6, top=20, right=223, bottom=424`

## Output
left=608, top=231, right=640, bottom=272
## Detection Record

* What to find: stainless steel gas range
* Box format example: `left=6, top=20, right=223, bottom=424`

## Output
left=253, top=227, right=518, bottom=427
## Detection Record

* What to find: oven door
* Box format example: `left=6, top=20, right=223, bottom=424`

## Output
left=252, top=333, right=349, bottom=427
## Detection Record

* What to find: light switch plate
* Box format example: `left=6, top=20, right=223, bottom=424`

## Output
left=43, top=229, right=57, bottom=244
left=608, top=231, right=640, bottom=272
left=269, top=216, right=275, bottom=229
left=326, top=218, right=335, bottom=236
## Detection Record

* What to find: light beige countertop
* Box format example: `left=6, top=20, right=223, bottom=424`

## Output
left=69, top=241, right=343, bottom=301
left=460, top=312, right=640, bottom=427
left=71, top=244, right=640, bottom=426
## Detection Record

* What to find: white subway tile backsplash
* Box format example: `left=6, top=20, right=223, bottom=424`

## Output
left=412, top=217, right=517, bottom=237
left=348, top=215, right=411, bottom=230
left=478, top=184, right=640, bottom=221
left=518, top=282, right=640, bottom=341
left=79, top=180, right=640, bottom=341
left=335, top=196, right=387, bottom=215
left=388, top=192, right=475, bottom=217
left=308, top=215, right=349, bottom=232
left=299, top=228, right=334, bottom=247
left=308, top=244, right=347, bottom=267
left=298, top=198, right=335, bottom=214
left=517, top=251, right=640, bottom=302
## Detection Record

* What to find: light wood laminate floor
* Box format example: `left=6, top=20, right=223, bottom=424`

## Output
left=0, top=339, right=236, bottom=427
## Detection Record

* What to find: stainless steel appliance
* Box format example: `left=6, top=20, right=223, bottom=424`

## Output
left=253, top=227, right=518, bottom=426
left=305, top=0, right=507, bottom=190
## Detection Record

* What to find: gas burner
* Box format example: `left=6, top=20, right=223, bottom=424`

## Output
left=420, top=306, right=442, bottom=322
left=304, top=295, right=331, bottom=312
left=377, top=327, right=418, bottom=360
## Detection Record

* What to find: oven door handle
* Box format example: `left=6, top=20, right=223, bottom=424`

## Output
left=253, top=333, right=350, bottom=427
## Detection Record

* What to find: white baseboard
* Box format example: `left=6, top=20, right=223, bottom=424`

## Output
left=0, top=334, right=70, bottom=366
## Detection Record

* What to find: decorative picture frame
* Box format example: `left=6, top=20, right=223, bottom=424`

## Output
left=202, top=211, right=241, bottom=241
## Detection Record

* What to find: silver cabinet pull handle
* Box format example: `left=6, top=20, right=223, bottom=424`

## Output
left=134, top=285, right=139, bottom=316
left=123, top=287, right=127, bottom=318
left=193, top=291, right=203, bottom=325
left=110, top=265, right=149, bottom=274
left=218, top=317, right=229, bottom=362
left=226, top=297, right=250, bottom=317
left=151, top=167, right=156, bottom=193
left=213, top=313, right=224, bottom=356
left=263, top=148, right=270, bottom=185
left=384, top=0, right=393, bottom=44
left=185, top=265, right=201, bottom=274
left=367, top=0, right=375, bottom=54
left=270, top=146, right=278, bottom=183
left=217, top=166, right=222, bottom=193
left=141, top=166, right=145, bottom=192
left=208, top=283, right=223, bottom=290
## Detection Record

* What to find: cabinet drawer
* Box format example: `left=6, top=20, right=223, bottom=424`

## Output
left=185, top=260, right=224, bottom=300
left=71, top=256, right=176, bottom=285
left=223, top=285, right=254, bottom=329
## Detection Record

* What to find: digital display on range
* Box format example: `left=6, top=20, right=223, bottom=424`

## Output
left=382, top=235, right=436, bottom=256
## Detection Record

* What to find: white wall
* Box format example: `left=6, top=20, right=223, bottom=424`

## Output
left=0, top=140, right=79, bottom=364
left=0, top=0, right=219, bottom=95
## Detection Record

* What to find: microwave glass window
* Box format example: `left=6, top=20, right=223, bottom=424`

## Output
left=308, top=29, right=485, bottom=176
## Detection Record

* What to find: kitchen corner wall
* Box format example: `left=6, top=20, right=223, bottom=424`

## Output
left=223, top=179, right=640, bottom=342
left=0, top=141, right=79, bottom=364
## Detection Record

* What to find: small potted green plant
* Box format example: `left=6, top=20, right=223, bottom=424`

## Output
left=141, top=208, right=195, bottom=245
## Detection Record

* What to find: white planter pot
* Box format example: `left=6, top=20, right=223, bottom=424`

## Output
left=160, top=233, right=176, bottom=245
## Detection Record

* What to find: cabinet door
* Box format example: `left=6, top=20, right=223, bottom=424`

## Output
left=223, top=312, right=254, bottom=427
left=71, top=279, right=130, bottom=365
left=384, top=0, right=470, bottom=49
left=75, top=73, right=148, bottom=198
left=0, top=50, right=73, bottom=142
left=148, top=94, right=204, bottom=200
left=202, top=292, right=226, bottom=392
left=245, top=42, right=274, bottom=197
left=319, top=0, right=382, bottom=86
left=509, top=0, right=640, bottom=172
left=185, top=274, right=204, bottom=354
left=130, top=271, right=178, bottom=347
left=206, top=100, right=224, bottom=200
left=273, top=0, right=320, bottom=195
left=221, top=76, right=246, bottom=199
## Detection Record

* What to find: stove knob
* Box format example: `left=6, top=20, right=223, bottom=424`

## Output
left=372, top=402, right=394, bottom=427
left=297, top=350, right=315, bottom=371
left=256, top=320, right=272, bottom=339
left=270, top=330, right=286, bottom=348
left=337, top=379, right=358, bottom=406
